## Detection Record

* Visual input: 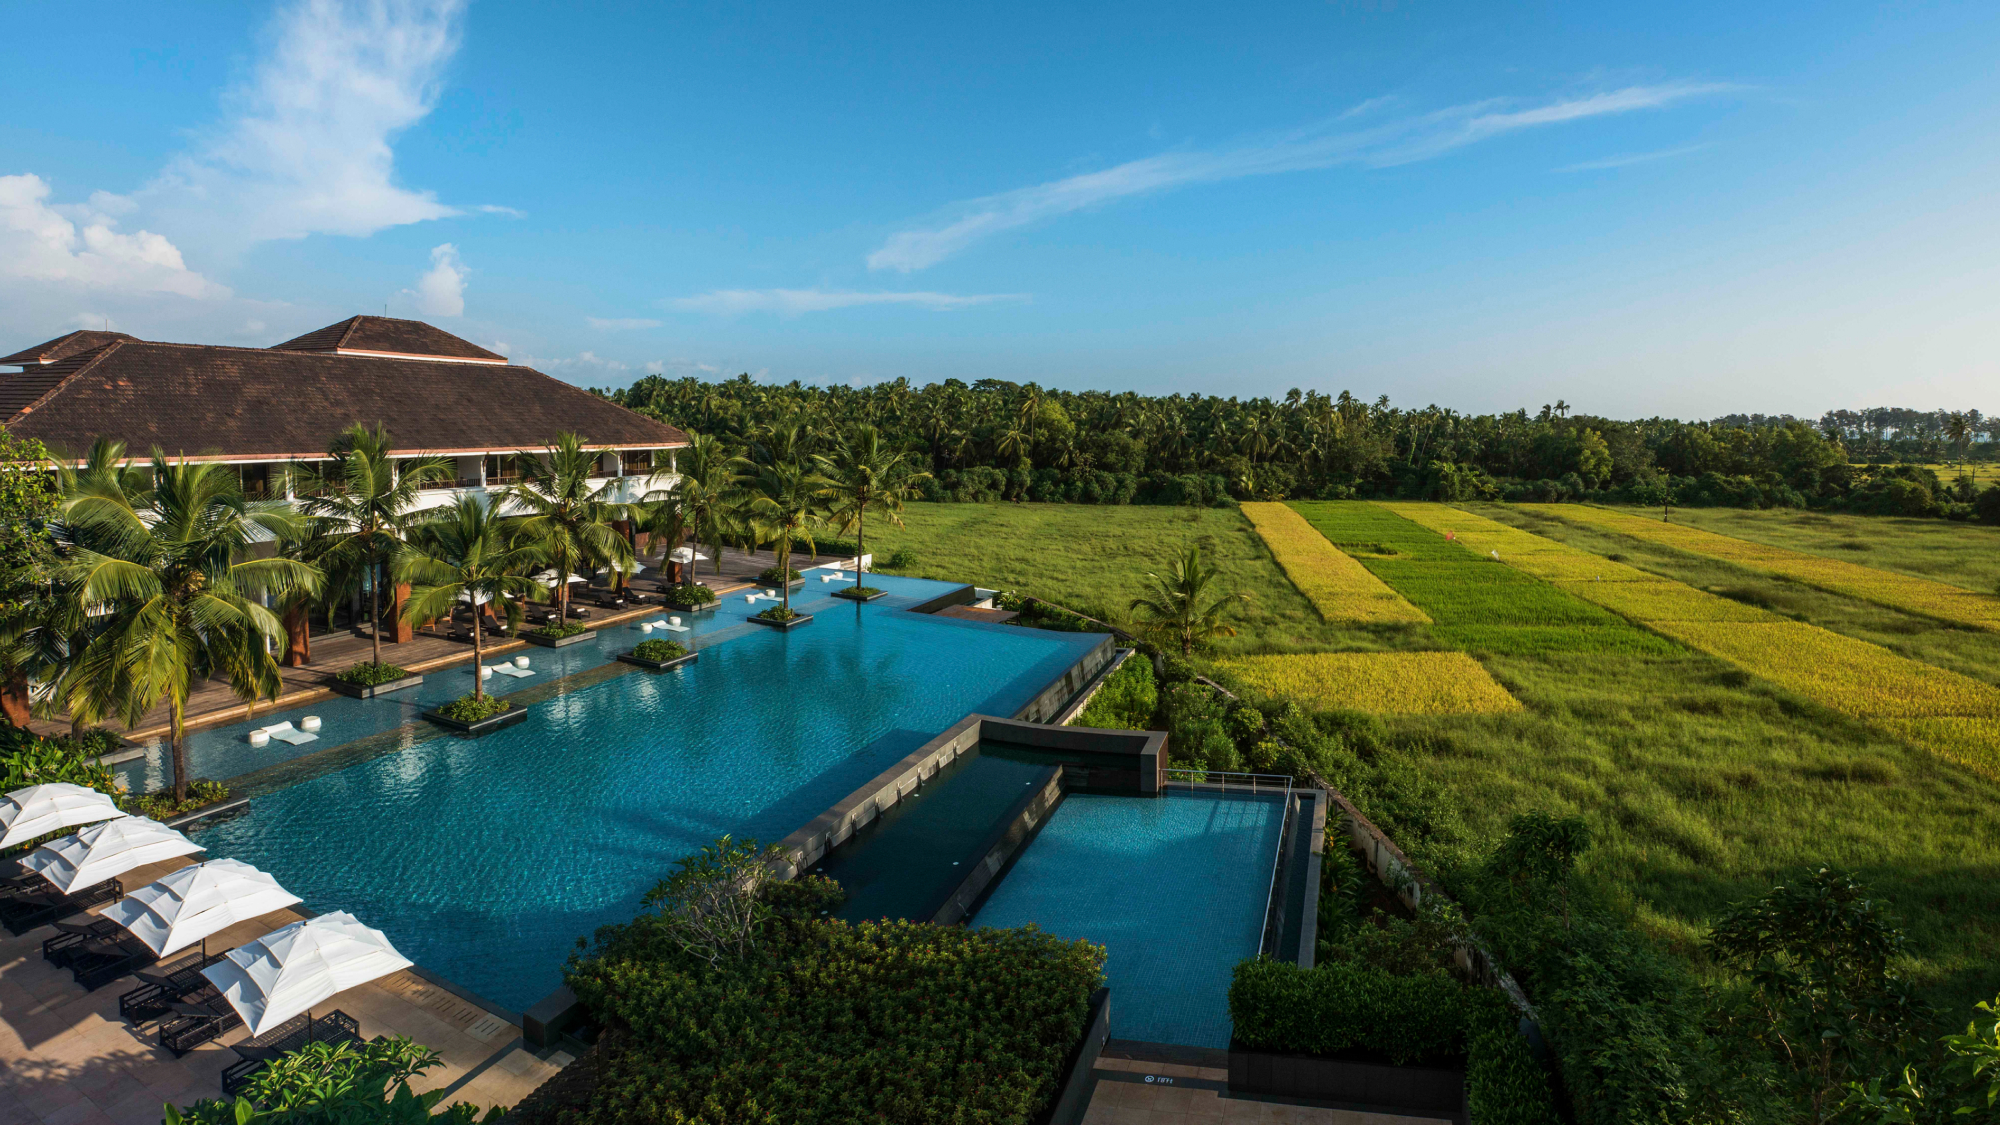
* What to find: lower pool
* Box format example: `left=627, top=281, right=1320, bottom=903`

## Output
left=184, top=574, right=1107, bottom=1012
left=972, top=790, right=1287, bottom=1048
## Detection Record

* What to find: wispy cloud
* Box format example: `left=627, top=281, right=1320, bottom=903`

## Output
left=1554, top=144, right=1709, bottom=173
left=405, top=242, right=466, bottom=316
left=587, top=316, right=663, bottom=330
left=669, top=289, right=1029, bottom=316
left=869, top=81, right=1737, bottom=271
left=476, top=204, right=527, bottom=218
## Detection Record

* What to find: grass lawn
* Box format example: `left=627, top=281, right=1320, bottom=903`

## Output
left=875, top=500, right=2000, bottom=1021
left=1601, top=504, right=2000, bottom=595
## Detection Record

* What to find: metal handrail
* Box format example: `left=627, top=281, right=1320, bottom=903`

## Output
left=1161, top=769, right=1294, bottom=795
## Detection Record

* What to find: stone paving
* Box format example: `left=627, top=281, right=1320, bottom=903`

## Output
left=1083, top=1057, right=1447, bottom=1125
left=0, top=856, right=562, bottom=1125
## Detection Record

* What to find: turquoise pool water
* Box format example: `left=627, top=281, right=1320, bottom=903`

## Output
left=184, top=573, right=1105, bottom=1011
left=972, top=791, right=1287, bottom=1048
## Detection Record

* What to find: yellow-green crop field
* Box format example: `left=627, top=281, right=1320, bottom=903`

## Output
left=1240, top=501, right=1430, bottom=625
left=1217, top=651, right=1522, bottom=715
left=1522, top=504, right=2000, bottom=630
left=1376, top=502, right=2000, bottom=776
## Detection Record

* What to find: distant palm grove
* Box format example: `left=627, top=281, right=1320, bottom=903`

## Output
left=610, top=375, right=2000, bottom=521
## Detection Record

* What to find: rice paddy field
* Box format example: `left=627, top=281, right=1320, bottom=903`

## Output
left=870, top=500, right=2000, bottom=1022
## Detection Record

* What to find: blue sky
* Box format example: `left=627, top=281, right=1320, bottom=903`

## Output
left=6, top=1, right=1999, bottom=416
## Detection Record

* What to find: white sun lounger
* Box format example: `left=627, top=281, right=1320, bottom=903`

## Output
left=254, top=721, right=317, bottom=746
left=483, top=663, right=534, bottom=679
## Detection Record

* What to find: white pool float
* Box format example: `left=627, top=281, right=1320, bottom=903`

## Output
left=514, top=656, right=530, bottom=668
left=248, top=730, right=270, bottom=748
left=300, top=716, right=321, bottom=733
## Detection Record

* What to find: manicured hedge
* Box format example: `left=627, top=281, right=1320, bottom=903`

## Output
left=1073, top=655, right=1157, bottom=730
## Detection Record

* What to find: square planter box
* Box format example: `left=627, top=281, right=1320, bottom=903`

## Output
left=661, top=597, right=720, bottom=614
left=748, top=611, right=814, bottom=630
left=755, top=577, right=807, bottom=592
left=421, top=704, right=530, bottom=736
left=522, top=629, right=597, bottom=648
left=616, top=650, right=700, bottom=672
left=831, top=588, right=889, bottom=603
left=328, top=673, right=424, bottom=699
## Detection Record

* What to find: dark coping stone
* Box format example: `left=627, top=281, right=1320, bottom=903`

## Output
left=420, top=704, right=530, bottom=736
left=615, top=650, right=699, bottom=672
left=521, top=629, right=597, bottom=648
left=326, top=674, right=424, bottom=699
left=1227, top=1043, right=1467, bottom=1123
left=747, top=611, right=814, bottom=630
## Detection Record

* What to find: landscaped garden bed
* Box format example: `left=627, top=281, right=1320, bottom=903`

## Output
left=523, top=621, right=596, bottom=647
left=830, top=585, right=887, bottom=602
left=659, top=583, right=719, bottom=612
left=616, top=639, right=698, bottom=671
left=327, top=660, right=424, bottom=698
left=756, top=565, right=805, bottom=590
left=421, top=693, right=527, bottom=735
left=748, top=605, right=812, bottom=629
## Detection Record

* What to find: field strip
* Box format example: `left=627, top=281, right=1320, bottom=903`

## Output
left=1217, top=651, right=1522, bottom=715
left=1375, top=502, right=2000, bottom=775
left=1519, top=503, right=2000, bottom=630
left=1240, top=501, right=1430, bottom=624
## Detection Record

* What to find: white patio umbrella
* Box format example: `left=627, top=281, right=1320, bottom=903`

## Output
left=666, top=547, right=709, bottom=564
left=529, top=570, right=587, bottom=586
left=0, top=784, right=127, bottom=849
left=21, top=816, right=204, bottom=892
left=201, top=911, right=412, bottom=1037
left=100, top=858, right=302, bottom=957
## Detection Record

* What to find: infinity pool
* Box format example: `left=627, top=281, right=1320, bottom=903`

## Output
left=185, top=574, right=1106, bottom=1011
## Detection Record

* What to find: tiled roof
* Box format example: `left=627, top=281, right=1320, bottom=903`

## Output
left=0, top=331, right=138, bottom=367
left=0, top=338, right=687, bottom=461
left=270, top=316, right=506, bottom=362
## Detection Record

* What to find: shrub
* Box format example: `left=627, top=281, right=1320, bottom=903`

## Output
left=757, top=566, right=803, bottom=584
left=1229, top=958, right=1465, bottom=1065
left=336, top=661, right=411, bottom=687
left=532, top=621, right=588, bottom=639
left=877, top=547, right=917, bottom=570
left=0, top=725, right=122, bottom=800
left=1162, top=682, right=1241, bottom=772
left=437, top=694, right=509, bottom=723
left=133, top=779, right=227, bottom=820
left=630, top=639, right=687, bottom=663
left=1073, top=656, right=1157, bottom=730
left=754, top=605, right=799, bottom=622
left=166, top=1035, right=497, bottom=1124
left=1464, top=990, right=1560, bottom=1125
left=832, top=585, right=883, bottom=600
left=660, top=582, right=716, bottom=605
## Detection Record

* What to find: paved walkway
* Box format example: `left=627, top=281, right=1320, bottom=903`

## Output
left=1083, top=1056, right=1444, bottom=1125
left=0, top=855, right=562, bottom=1124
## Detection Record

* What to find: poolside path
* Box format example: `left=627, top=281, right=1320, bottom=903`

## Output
left=0, top=854, right=562, bottom=1125
left=1085, top=1052, right=1451, bottom=1125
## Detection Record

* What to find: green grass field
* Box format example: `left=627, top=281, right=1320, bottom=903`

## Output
left=871, top=500, right=2000, bottom=1020
left=1604, top=504, right=2000, bottom=594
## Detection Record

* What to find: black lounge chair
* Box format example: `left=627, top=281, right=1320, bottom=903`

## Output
left=42, top=917, right=121, bottom=967
left=160, top=991, right=242, bottom=1057
left=0, top=877, right=121, bottom=936
left=65, top=934, right=160, bottom=991
left=118, top=951, right=228, bottom=1024
left=219, top=1009, right=361, bottom=1095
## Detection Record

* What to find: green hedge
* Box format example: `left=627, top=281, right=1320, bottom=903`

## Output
left=1073, top=656, right=1158, bottom=730
left=1464, top=989, right=1560, bottom=1125
left=337, top=661, right=410, bottom=686
left=631, top=639, right=687, bottom=662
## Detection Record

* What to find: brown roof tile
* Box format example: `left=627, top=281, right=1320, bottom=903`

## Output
left=2, top=338, right=686, bottom=461
left=0, top=330, right=139, bottom=367
left=270, top=316, right=505, bottom=362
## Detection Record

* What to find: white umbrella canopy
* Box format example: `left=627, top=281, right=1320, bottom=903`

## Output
left=666, top=547, right=709, bottom=564
left=201, top=911, right=412, bottom=1037
left=21, top=816, right=204, bottom=892
left=101, top=858, right=302, bottom=956
left=0, top=784, right=127, bottom=849
left=529, top=570, right=587, bottom=586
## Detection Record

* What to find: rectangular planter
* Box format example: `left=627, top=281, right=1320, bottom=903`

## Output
left=1228, top=1044, right=1466, bottom=1123
left=522, top=629, right=596, bottom=648
left=615, top=650, right=699, bottom=672
left=748, top=612, right=814, bottom=630
left=661, top=598, right=720, bottom=614
left=831, top=588, right=890, bottom=603
left=755, top=577, right=807, bottom=591
left=1036, top=987, right=1111, bottom=1125
left=327, top=674, right=425, bottom=699
left=421, top=704, right=530, bottom=736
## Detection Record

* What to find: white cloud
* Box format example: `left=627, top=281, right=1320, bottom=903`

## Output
left=587, top=317, right=663, bottom=330
left=869, top=81, right=1737, bottom=271
left=0, top=173, right=226, bottom=298
left=669, top=289, right=1029, bottom=316
left=138, top=0, right=468, bottom=251
left=406, top=242, right=465, bottom=316
left=475, top=204, right=527, bottom=218
left=1554, top=144, right=1709, bottom=173
left=514, top=350, right=630, bottom=373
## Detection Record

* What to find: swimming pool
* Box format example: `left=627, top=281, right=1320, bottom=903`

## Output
left=972, top=790, right=1287, bottom=1048
left=183, top=573, right=1108, bottom=1011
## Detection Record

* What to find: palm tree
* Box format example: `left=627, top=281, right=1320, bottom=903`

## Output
left=1128, top=543, right=1250, bottom=658
left=58, top=452, right=316, bottom=802
left=294, top=425, right=450, bottom=669
left=675, top=432, right=744, bottom=579
left=736, top=461, right=832, bottom=614
left=815, top=425, right=930, bottom=591
left=398, top=495, right=541, bottom=701
left=505, top=432, right=633, bottom=622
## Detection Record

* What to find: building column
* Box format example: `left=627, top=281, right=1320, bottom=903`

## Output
left=390, top=583, right=415, bottom=644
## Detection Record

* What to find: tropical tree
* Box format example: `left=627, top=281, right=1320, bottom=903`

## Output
left=504, top=432, right=634, bottom=621
left=673, top=432, right=743, bottom=579
left=398, top=495, right=542, bottom=701
left=1128, top=543, right=1251, bottom=658
left=57, top=452, right=317, bottom=802
left=815, top=424, right=931, bottom=591
left=735, top=461, right=832, bottom=614
left=294, top=425, right=451, bottom=669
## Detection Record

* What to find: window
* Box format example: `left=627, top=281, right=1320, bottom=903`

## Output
left=240, top=463, right=277, bottom=500
left=621, top=450, right=654, bottom=476
left=485, top=455, right=522, bottom=485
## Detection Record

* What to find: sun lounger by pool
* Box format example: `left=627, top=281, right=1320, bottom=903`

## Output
left=118, top=951, right=229, bottom=1024
left=484, top=663, right=533, bottom=679
left=251, top=721, right=317, bottom=746
left=0, top=877, right=122, bottom=935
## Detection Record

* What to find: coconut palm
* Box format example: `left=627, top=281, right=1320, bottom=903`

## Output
left=735, top=461, right=833, bottom=614
left=293, top=424, right=451, bottom=668
left=674, top=432, right=744, bottom=579
left=504, top=432, right=634, bottom=622
left=1128, top=543, right=1250, bottom=658
left=57, top=452, right=317, bottom=802
left=398, top=495, right=542, bottom=701
left=815, top=425, right=930, bottom=591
